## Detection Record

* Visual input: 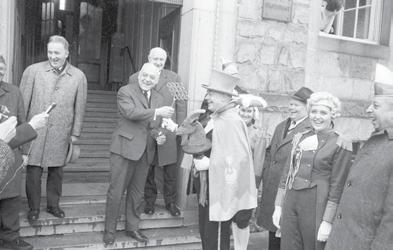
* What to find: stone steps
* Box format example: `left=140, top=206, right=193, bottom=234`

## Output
left=23, top=225, right=201, bottom=250
left=19, top=202, right=185, bottom=237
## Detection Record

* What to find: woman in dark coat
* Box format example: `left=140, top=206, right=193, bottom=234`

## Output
left=273, top=92, right=352, bottom=250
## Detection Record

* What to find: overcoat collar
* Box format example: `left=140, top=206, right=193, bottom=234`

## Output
left=0, top=81, right=11, bottom=97
left=372, top=127, right=393, bottom=140
left=155, top=70, right=169, bottom=92
left=277, top=117, right=312, bottom=151
left=44, top=61, right=73, bottom=76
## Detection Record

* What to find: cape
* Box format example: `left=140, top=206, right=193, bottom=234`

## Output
left=209, top=107, right=257, bottom=221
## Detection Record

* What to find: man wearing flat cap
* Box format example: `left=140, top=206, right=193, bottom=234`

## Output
left=326, top=64, right=393, bottom=250
left=257, top=87, right=313, bottom=250
left=194, top=70, right=257, bottom=250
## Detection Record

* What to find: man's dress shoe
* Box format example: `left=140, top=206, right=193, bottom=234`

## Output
left=144, top=205, right=155, bottom=215
left=126, top=230, right=148, bottom=243
left=47, top=207, right=65, bottom=218
left=1, top=238, right=33, bottom=250
left=103, top=232, right=115, bottom=246
left=27, top=209, right=39, bottom=221
left=166, top=203, right=181, bottom=216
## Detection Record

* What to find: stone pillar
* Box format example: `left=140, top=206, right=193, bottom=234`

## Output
left=176, top=0, right=239, bottom=217
left=176, top=0, right=217, bottom=217
left=0, top=0, right=16, bottom=83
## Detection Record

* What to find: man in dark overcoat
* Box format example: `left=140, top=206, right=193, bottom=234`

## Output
left=326, top=64, right=393, bottom=250
left=0, top=55, right=48, bottom=250
left=257, top=87, right=313, bottom=250
left=129, top=47, right=187, bottom=216
left=103, top=63, right=175, bottom=245
left=20, top=35, right=87, bottom=221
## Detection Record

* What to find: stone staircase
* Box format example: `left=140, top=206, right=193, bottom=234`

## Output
left=20, top=90, right=201, bottom=250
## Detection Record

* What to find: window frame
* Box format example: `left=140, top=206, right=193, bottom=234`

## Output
left=317, top=0, right=392, bottom=59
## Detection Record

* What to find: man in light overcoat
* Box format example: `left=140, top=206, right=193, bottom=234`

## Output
left=326, top=64, right=393, bottom=250
left=257, top=87, right=313, bottom=250
left=129, top=47, right=187, bottom=216
left=20, top=35, right=87, bottom=221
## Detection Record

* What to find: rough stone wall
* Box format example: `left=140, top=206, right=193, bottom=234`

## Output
left=235, top=0, right=392, bottom=141
left=236, top=0, right=309, bottom=93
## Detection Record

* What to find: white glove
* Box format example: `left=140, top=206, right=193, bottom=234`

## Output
left=161, top=118, right=178, bottom=132
left=193, top=156, right=210, bottom=171
left=156, top=133, right=166, bottom=145
left=317, top=221, right=332, bottom=242
left=272, top=206, right=282, bottom=229
left=22, top=155, right=29, bottom=167
left=28, top=112, right=49, bottom=130
left=0, top=116, right=17, bottom=143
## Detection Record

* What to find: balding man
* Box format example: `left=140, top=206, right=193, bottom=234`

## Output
left=129, top=47, right=187, bottom=216
left=103, top=63, right=174, bottom=245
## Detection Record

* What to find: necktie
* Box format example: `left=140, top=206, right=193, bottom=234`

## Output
left=288, top=120, right=296, bottom=131
left=143, top=90, right=150, bottom=107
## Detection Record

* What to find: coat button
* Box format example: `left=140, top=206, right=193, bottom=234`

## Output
left=337, top=213, right=342, bottom=219
left=347, top=181, right=352, bottom=187
left=272, top=160, right=277, bottom=164
left=55, top=87, right=59, bottom=90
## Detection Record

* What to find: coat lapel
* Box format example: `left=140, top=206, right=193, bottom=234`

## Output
left=155, top=70, right=168, bottom=92
left=130, top=84, right=149, bottom=108
left=276, top=118, right=312, bottom=151
left=150, top=89, right=161, bottom=109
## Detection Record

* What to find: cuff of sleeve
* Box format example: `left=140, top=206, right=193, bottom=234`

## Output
left=322, top=200, right=338, bottom=223
left=275, top=188, right=286, bottom=207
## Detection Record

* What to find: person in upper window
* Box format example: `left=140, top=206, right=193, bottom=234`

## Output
left=273, top=92, right=352, bottom=250
left=320, top=0, right=343, bottom=33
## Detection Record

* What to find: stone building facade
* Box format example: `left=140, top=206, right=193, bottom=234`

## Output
left=234, top=0, right=393, bottom=141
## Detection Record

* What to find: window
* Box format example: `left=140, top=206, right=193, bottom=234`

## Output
left=334, top=0, right=382, bottom=42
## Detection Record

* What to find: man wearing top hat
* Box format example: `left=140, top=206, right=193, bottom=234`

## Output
left=192, top=70, right=257, bottom=250
left=257, top=87, right=313, bottom=250
left=325, top=64, right=393, bottom=250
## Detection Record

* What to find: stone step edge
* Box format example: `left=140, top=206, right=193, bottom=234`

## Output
left=19, top=206, right=183, bottom=228
left=23, top=225, right=201, bottom=250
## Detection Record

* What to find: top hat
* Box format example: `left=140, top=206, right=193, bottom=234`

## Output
left=65, top=142, right=80, bottom=164
left=291, top=87, right=313, bottom=103
left=202, top=70, right=239, bottom=96
left=374, top=63, right=393, bottom=96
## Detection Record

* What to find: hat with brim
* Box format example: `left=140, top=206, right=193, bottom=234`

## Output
left=202, top=70, right=239, bottom=96
left=66, top=142, right=80, bottom=164
left=291, top=87, right=313, bottom=103
left=176, top=109, right=212, bottom=154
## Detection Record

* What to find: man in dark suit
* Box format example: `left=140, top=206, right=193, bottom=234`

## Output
left=129, top=47, right=187, bottom=216
left=257, top=87, right=313, bottom=250
left=103, top=63, right=174, bottom=245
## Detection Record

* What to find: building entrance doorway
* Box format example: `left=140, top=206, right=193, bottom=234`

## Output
left=23, top=0, right=182, bottom=90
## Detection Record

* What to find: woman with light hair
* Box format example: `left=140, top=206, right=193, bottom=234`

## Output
left=272, top=91, right=352, bottom=250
